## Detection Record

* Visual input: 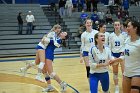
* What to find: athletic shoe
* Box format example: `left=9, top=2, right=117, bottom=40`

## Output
left=20, top=67, right=27, bottom=76
left=42, top=85, right=55, bottom=92
left=115, top=86, right=119, bottom=93
left=60, top=81, right=67, bottom=92
left=35, top=73, right=44, bottom=82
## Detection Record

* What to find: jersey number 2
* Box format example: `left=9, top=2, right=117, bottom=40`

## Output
left=99, top=60, right=105, bottom=64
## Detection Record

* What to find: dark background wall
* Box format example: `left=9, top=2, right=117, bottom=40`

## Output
left=0, top=0, right=59, bottom=4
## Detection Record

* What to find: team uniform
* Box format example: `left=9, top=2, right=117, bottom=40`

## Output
left=36, top=31, right=60, bottom=50
left=122, top=37, right=140, bottom=77
left=81, top=29, right=98, bottom=56
left=109, top=32, right=127, bottom=58
left=89, top=46, right=114, bottom=93
left=45, top=38, right=62, bottom=61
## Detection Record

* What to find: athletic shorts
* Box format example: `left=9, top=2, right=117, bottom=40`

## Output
left=82, top=51, right=89, bottom=57
left=112, top=52, right=122, bottom=58
left=124, top=75, right=140, bottom=79
left=45, top=49, right=54, bottom=61
left=36, top=45, right=44, bottom=50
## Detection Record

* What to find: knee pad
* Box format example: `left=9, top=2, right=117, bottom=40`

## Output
left=113, top=73, right=118, bottom=80
left=45, top=73, right=50, bottom=81
left=131, top=86, right=140, bottom=92
left=86, top=66, right=90, bottom=78
left=50, top=72, right=56, bottom=79
left=38, top=62, right=45, bottom=69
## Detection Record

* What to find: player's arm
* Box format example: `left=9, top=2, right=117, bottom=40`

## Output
left=89, top=47, right=97, bottom=69
left=81, top=33, right=85, bottom=52
left=109, top=52, right=124, bottom=65
left=53, top=36, right=60, bottom=47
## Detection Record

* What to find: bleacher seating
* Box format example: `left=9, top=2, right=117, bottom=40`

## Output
left=1, top=3, right=132, bottom=57
left=129, top=6, right=140, bottom=21
left=0, top=4, right=51, bottom=57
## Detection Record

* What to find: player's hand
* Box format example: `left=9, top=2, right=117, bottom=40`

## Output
left=54, top=43, right=60, bottom=48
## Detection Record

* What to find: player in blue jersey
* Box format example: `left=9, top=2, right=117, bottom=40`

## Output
left=20, top=24, right=61, bottom=82
left=42, top=32, right=69, bottom=92
left=89, top=32, right=114, bottom=93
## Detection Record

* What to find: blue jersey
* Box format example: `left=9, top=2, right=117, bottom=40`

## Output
left=90, top=13, right=99, bottom=22
left=45, top=38, right=62, bottom=61
left=80, top=13, right=88, bottom=19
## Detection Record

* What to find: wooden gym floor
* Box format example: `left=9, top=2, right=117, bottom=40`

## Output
left=0, top=54, right=123, bottom=93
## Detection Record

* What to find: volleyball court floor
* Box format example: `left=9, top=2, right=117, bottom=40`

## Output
left=0, top=54, right=123, bottom=93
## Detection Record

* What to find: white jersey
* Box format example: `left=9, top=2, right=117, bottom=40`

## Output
left=104, top=32, right=110, bottom=46
left=123, top=37, right=140, bottom=77
left=38, top=38, right=50, bottom=49
left=81, top=29, right=98, bottom=52
left=109, top=32, right=127, bottom=53
left=38, top=31, right=58, bottom=49
left=89, top=46, right=114, bottom=73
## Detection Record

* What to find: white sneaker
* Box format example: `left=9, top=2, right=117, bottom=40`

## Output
left=60, top=81, right=67, bottom=92
left=42, top=85, right=55, bottom=92
left=35, top=73, right=44, bottom=82
left=115, top=86, right=119, bottom=93
left=20, top=67, right=27, bottom=76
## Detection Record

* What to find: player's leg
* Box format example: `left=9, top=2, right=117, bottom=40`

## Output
left=112, top=64, right=119, bottom=93
left=42, top=63, right=54, bottom=92
left=46, top=59, right=67, bottom=92
left=122, top=76, right=131, bottom=93
left=89, top=73, right=99, bottom=93
left=35, top=49, right=45, bottom=81
left=100, top=72, right=110, bottom=93
left=83, top=51, right=90, bottom=83
left=111, top=52, right=121, bottom=93
left=120, top=60, right=124, bottom=73
left=20, top=51, right=39, bottom=76
left=131, top=76, right=140, bottom=93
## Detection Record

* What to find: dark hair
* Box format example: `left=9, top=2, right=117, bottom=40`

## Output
left=123, top=20, right=130, bottom=28
left=98, top=23, right=105, bottom=31
left=18, top=12, right=22, bottom=16
left=61, top=34, right=69, bottom=47
left=130, top=20, right=140, bottom=36
left=123, top=22, right=127, bottom=28
left=94, top=33, right=99, bottom=45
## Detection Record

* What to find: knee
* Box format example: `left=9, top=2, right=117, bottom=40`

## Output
left=113, top=73, right=118, bottom=80
left=50, top=72, right=56, bottom=79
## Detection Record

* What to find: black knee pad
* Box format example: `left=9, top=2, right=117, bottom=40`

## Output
left=131, top=86, right=140, bottom=92
left=86, top=66, right=90, bottom=78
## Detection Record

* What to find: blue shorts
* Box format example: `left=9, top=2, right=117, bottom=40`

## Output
left=36, top=45, right=44, bottom=50
left=82, top=51, right=89, bottom=57
left=45, top=49, right=54, bottom=61
left=124, top=75, right=140, bottom=79
left=90, top=72, right=109, bottom=93
left=112, top=52, right=122, bottom=58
